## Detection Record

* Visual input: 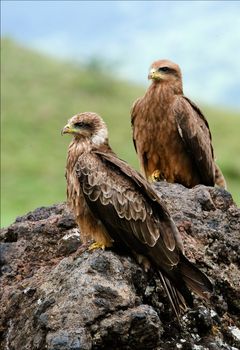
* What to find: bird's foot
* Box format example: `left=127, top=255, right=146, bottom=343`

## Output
left=151, top=169, right=161, bottom=182
left=88, top=242, right=106, bottom=251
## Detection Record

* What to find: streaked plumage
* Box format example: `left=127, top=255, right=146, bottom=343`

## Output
left=62, top=112, right=212, bottom=317
left=131, top=59, right=226, bottom=188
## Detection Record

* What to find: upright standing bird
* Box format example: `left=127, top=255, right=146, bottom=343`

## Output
left=62, top=112, right=212, bottom=317
left=131, top=59, right=226, bottom=188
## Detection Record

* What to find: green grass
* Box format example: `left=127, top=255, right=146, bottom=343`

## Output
left=1, top=38, right=239, bottom=227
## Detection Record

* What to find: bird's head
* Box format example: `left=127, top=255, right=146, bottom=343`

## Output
left=61, top=112, right=108, bottom=146
left=148, top=59, right=182, bottom=84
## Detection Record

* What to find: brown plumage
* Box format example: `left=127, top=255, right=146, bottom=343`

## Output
left=131, top=59, right=226, bottom=188
left=62, top=112, right=213, bottom=317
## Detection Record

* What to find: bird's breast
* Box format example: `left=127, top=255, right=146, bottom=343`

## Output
left=66, top=166, right=112, bottom=247
left=135, top=93, right=200, bottom=186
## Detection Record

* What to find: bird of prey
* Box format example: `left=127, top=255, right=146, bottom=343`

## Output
left=131, top=59, right=226, bottom=188
left=62, top=112, right=212, bottom=317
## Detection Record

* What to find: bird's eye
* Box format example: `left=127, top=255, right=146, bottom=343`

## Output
left=158, top=67, right=170, bottom=73
left=74, top=122, right=92, bottom=129
left=74, top=122, right=84, bottom=128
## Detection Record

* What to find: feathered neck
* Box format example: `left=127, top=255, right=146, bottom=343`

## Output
left=66, top=138, right=112, bottom=172
left=147, top=80, right=183, bottom=100
left=67, top=138, right=91, bottom=172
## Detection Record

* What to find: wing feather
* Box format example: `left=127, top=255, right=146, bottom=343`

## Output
left=92, top=149, right=182, bottom=247
left=131, top=97, right=142, bottom=153
left=74, top=148, right=212, bottom=316
left=173, top=96, right=215, bottom=186
left=129, top=220, right=143, bottom=240
left=76, top=150, right=182, bottom=269
left=88, top=188, right=101, bottom=202
left=160, top=220, right=177, bottom=251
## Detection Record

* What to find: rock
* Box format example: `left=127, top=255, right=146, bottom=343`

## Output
left=0, top=183, right=239, bottom=349
left=91, top=304, right=163, bottom=349
left=57, top=229, right=81, bottom=255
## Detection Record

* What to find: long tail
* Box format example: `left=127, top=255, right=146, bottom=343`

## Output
left=158, top=272, right=189, bottom=320
left=215, top=163, right=227, bottom=189
left=158, top=254, right=212, bottom=318
left=180, top=253, right=213, bottom=300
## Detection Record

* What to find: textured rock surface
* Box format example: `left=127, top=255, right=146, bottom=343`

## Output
left=0, top=183, right=239, bottom=350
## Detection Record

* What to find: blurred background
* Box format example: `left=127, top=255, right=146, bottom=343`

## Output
left=1, top=1, right=240, bottom=227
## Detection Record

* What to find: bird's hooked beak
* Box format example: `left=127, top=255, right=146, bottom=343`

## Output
left=61, top=123, right=73, bottom=135
left=148, top=68, right=162, bottom=81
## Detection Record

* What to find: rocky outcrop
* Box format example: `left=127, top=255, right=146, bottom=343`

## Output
left=0, top=183, right=239, bottom=350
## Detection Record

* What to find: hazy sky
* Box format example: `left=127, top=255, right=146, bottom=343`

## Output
left=1, top=0, right=240, bottom=107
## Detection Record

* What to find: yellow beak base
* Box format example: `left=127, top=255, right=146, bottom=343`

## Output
left=61, top=124, right=73, bottom=135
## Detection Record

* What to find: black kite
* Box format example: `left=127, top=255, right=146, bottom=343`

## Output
left=131, top=59, right=226, bottom=188
left=62, top=112, right=212, bottom=317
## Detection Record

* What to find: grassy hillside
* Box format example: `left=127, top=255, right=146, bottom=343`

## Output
left=1, top=39, right=240, bottom=227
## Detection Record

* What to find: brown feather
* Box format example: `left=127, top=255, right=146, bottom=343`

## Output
left=64, top=112, right=213, bottom=318
left=131, top=59, right=226, bottom=188
left=158, top=272, right=188, bottom=318
left=174, top=96, right=215, bottom=185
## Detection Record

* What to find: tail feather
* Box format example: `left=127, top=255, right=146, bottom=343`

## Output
left=179, top=253, right=213, bottom=301
left=157, top=254, right=212, bottom=318
left=182, top=276, right=210, bottom=299
left=158, top=272, right=183, bottom=318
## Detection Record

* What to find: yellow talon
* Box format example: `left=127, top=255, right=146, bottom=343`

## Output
left=88, top=242, right=106, bottom=251
left=151, top=169, right=161, bottom=182
left=211, top=324, right=220, bottom=336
